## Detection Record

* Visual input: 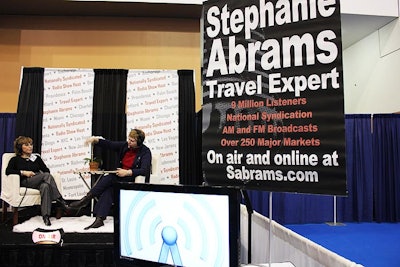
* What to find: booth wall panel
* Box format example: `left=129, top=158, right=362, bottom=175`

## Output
left=0, top=15, right=201, bottom=112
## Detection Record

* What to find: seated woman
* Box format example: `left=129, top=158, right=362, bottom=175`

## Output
left=6, top=136, right=68, bottom=226
left=70, top=128, right=152, bottom=229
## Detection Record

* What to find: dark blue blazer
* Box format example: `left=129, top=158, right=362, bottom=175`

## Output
left=97, top=139, right=152, bottom=183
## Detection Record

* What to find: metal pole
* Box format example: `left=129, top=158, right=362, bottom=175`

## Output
left=333, top=195, right=337, bottom=225
left=326, top=195, right=344, bottom=226
left=269, top=192, right=273, bottom=266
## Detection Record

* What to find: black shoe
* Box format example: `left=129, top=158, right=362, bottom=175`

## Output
left=84, top=217, right=104, bottom=230
left=69, top=193, right=92, bottom=209
left=56, top=197, right=69, bottom=210
left=43, top=215, right=51, bottom=226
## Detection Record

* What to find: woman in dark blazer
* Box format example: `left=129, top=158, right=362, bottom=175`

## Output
left=6, top=136, right=68, bottom=226
left=70, top=129, right=152, bottom=229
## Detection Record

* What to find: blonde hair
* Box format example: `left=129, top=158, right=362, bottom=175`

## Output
left=129, top=129, right=145, bottom=145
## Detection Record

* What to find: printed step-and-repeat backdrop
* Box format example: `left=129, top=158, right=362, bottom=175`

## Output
left=126, top=70, right=179, bottom=183
left=40, top=68, right=179, bottom=200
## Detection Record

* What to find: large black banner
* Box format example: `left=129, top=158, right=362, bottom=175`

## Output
left=202, top=0, right=347, bottom=195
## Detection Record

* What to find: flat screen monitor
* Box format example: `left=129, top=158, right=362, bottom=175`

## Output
left=114, top=183, right=240, bottom=267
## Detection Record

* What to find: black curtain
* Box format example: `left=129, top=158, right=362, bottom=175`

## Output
left=195, top=109, right=203, bottom=184
left=178, top=70, right=201, bottom=185
left=92, top=69, right=128, bottom=170
left=15, top=67, right=45, bottom=154
left=7, top=65, right=400, bottom=223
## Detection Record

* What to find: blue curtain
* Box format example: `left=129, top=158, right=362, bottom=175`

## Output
left=0, top=113, right=16, bottom=191
left=247, top=190, right=334, bottom=224
left=373, top=114, right=400, bottom=222
left=0, top=113, right=16, bottom=154
left=247, top=114, right=400, bottom=224
left=3, top=108, right=400, bottom=223
left=337, top=114, right=373, bottom=222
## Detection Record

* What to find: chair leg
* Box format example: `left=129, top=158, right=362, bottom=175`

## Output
left=56, top=207, right=62, bottom=219
left=12, top=207, right=18, bottom=225
left=1, top=201, right=7, bottom=222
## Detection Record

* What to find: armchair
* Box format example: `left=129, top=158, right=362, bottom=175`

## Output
left=1, top=153, right=62, bottom=225
left=135, top=153, right=161, bottom=184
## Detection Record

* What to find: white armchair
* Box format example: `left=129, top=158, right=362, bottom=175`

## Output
left=1, top=153, right=62, bottom=225
left=135, top=153, right=161, bottom=184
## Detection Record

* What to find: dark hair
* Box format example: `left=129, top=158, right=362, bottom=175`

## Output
left=129, top=129, right=145, bottom=146
left=14, top=136, right=33, bottom=155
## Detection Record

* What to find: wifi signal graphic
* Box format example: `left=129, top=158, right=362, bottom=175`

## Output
left=120, top=190, right=230, bottom=267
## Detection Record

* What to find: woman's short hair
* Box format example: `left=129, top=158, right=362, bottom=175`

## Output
left=14, top=136, right=33, bottom=155
left=129, top=129, right=145, bottom=146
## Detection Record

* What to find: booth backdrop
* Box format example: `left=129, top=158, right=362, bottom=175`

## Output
left=1, top=112, right=400, bottom=224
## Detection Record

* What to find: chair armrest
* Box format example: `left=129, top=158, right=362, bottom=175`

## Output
left=1, top=174, right=21, bottom=203
left=149, top=174, right=164, bottom=184
left=135, top=175, right=145, bottom=183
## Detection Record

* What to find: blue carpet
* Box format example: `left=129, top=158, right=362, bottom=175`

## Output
left=285, top=222, right=400, bottom=267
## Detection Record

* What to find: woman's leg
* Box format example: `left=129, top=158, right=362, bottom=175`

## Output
left=37, top=181, right=52, bottom=226
left=41, top=173, right=62, bottom=200
left=24, top=173, right=66, bottom=225
left=23, top=173, right=55, bottom=216
left=39, top=182, right=52, bottom=217
left=84, top=176, right=116, bottom=229
left=90, top=173, right=116, bottom=197
left=70, top=173, right=116, bottom=209
left=93, top=186, right=113, bottom=218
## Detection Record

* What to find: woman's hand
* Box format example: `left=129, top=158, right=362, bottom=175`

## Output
left=21, top=170, right=35, bottom=177
left=116, top=168, right=132, bottom=177
left=84, top=136, right=100, bottom=146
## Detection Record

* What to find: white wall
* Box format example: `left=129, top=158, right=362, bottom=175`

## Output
left=341, top=0, right=398, bottom=16
left=343, top=1, right=400, bottom=114
left=96, top=0, right=400, bottom=114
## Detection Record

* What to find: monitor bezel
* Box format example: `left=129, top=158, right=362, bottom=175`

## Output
left=113, top=183, right=240, bottom=267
